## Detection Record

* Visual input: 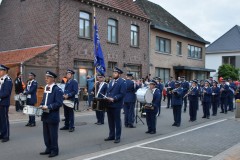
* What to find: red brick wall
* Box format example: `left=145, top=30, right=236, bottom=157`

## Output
left=0, top=0, right=59, bottom=51
left=58, top=0, right=150, bottom=78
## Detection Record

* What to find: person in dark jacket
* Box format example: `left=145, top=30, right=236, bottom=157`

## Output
left=180, top=76, right=189, bottom=112
left=14, top=72, right=24, bottom=111
left=39, top=71, right=63, bottom=158
left=188, top=80, right=199, bottom=122
left=165, top=77, right=175, bottom=108
left=172, top=81, right=183, bottom=127
left=220, top=80, right=229, bottom=114
left=202, top=80, right=212, bottom=119
left=211, top=80, right=220, bottom=116
left=145, top=80, right=161, bottom=134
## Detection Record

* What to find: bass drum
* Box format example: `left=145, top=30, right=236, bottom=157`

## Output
left=92, top=98, right=107, bottom=111
left=136, top=87, right=153, bottom=103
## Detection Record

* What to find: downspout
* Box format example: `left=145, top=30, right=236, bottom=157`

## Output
left=148, top=21, right=151, bottom=76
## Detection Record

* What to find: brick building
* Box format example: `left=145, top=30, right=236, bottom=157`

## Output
left=0, top=0, right=150, bottom=88
left=136, top=0, right=215, bottom=82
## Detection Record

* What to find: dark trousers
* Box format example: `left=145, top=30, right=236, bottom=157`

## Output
left=202, top=102, right=210, bottom=117
left=189, top=100, right=197, bottom=121
left=228, top=94, right=234, bottom=111
left=212, top=100, right=219, bottom=115
left=27, top=103, right=35, bottom=124
left=95, top=110, right=105, bottom=124
left=0, top=106, right=9, bottom=139
left=63, top=105, right=74, bottom=128
left=183, top=96, right=188, bottom=111
left=123, top=102, right=135, bottom=126
left=107, top=108, right=121, bottom=140
left=167, top=94, right=172, bottom=108
left=15, top=101, right=23, bottom=111
left=220, top=97, right=228, bottom=113
left=173, top=105, right=182, bottom=125
left=43, top=122, right=59, bottom=154
left=74, top=98, right=79, bottom=110
left=146, top=111, right=157, bottom=132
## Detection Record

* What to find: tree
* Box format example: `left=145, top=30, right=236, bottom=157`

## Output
left=218, top=64, right=239, bottom=80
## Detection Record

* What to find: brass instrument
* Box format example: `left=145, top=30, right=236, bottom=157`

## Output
left=183, top=87, right=194, bottom=98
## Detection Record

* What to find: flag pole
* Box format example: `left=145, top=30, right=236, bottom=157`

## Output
left=93, top=6, right=97, bottom=97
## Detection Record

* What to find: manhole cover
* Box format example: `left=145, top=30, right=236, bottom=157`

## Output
left=75, top=122, right=87, bottom=126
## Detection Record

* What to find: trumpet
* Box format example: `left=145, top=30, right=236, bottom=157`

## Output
left=183, top=87, right=194, bottom=98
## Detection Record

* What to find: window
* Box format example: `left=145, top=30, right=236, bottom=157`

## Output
left=156, top=37, right=171, bottom=53
left=176, top=41, right=182, bottom=55
left=107, top=62, right=117, bottom=76
left=131, top=25, right=139, bottom=47
left=108, top=19, right=118, bottom=43
left=125, top=64, right=141, bottom=79
left=155, top=68, right=170, bottom=83
left=188, top=45, right=202, bottom=59
left=222, top=56, right=236, bottom=67
left=79, top=12, right=91, bottom=38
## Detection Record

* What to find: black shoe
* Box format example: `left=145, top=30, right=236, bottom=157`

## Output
left=206, top=116, right=210, bottom=119
left=29, top=123, right=36, bottom=127
left=25, top=123, right=31, bottom=126
left=225, top=112, right=227, bottom=114
left=114, top=139, right=120, bottom=143
left=220, top=111, right=224, bottom=113
left=48, top=152, right=58, bottom=158
left=0, top=137, right=3, bottom=140
left=40, top=151, right=50, bottom=155
left=145, top=131, right=151, bottom=134
left=104, top=137, right=114, bottom=141
left=184, top=109, right=186, bottom=113
left=172, top=123, right=177, bottom=126
left=60, top=126, right=69, bottom=130
left=149, top=131, right=156, bottom=134
left=94, top=122, right=99, bottom=124
left=128, top=125, right=136, bottom=128
left=69, top=128, right=75, bottom=132
left=202, top=116, right=206, bottom=118
left=2, top=138, right=9, bottom=143
left=97, top=123, right=103, bottom=125
left=176, top=124, right=180, bottom=127
left=62, top=119, right=65, bottom=121
left=212, top=114, right=216, bottom=116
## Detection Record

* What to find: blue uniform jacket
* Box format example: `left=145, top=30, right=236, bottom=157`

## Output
left=172, top=87, right=183, bottom=106
left=25, top=80, right=38, bottom=105
left=64, top=79, right=78, bottom=101
left=212, top=86, right=220, bottom=102
left=41, top=85, right=63, bottom=123
left=96, top=82, right=108, bottom=98
left=106, top=78, right=127, bottom=108
left=124, top=79, right=138, bottom=103
left=229, top=82, right=236, bottom=96
left=181, top=81, right=189, bottom=94
left=165, top=81, right=175, bottom=94
left=202, top=87, right=212, bottom=102
left=220, top=84, right=229, bottom=98
left=188, top=87, right=199, bottom=101
left=0, top=75, right=13, bottom=106
left=146, top=88, right=161, bottom=113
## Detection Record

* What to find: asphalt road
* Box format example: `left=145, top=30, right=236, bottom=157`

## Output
left=0, top=102, right=238, bottom=160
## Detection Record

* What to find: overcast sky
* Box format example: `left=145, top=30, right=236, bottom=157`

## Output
left=148, top=0, right=240, bottom=43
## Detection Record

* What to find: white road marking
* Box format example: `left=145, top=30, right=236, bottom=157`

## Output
left=137, top=146, right=213, bottom=158
left=83, top=119, right=227, bottom=160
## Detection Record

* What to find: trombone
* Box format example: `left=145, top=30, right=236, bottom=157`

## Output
left=183, top=87, right=194, bottom=98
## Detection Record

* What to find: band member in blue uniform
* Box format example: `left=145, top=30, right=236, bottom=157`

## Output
left=228, top=78, right=236, bottom=111
left=188, top=80, right=199, bottom=122
left=171, top=81, right=183, bottom=127
left=40, top=71, right=63, bottom=158
left=202, top=80, right=212, bottom=119
left=24, top=72, right=38, bottom=127
left=211, top=80, right=220, bottom=116
left=155, top=77, right=163, bottom=116
left=165, top=77, right=175, bottom=108
left=123, top=73, right=138, bottom=128
left=0, top=65, right=13, bottom=142
left=180, top=76, right=189, bottom=112
left=220, top=80, right=229, bottom=114
left=14, top=72, right=24, bottom=112
left=104, top=67, right=126, bottom=143
left=60, top=69, right=78, bottom=132
left=94, top=74, right=108, bottom=125
left=145, top=80, right=160, bottom=134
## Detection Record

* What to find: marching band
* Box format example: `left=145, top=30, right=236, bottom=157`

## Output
left=0, top=63, right=240, bottom=158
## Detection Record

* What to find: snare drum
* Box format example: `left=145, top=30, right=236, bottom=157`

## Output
left=63, top=100, right=74, bottom=108
left=136, top=87, right=153, bottom=103
left=35, top=108, right=43, bottom=116
left=19, top=94, right=27, bottom=101
left=14, top=95, right=20, bottom=101
left=92, top=98, right=107, bottom=111
left=23, top=105, right=37, bottom=115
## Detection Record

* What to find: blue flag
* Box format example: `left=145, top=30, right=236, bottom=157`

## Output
left=94, top=18, right=106, bottom=75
